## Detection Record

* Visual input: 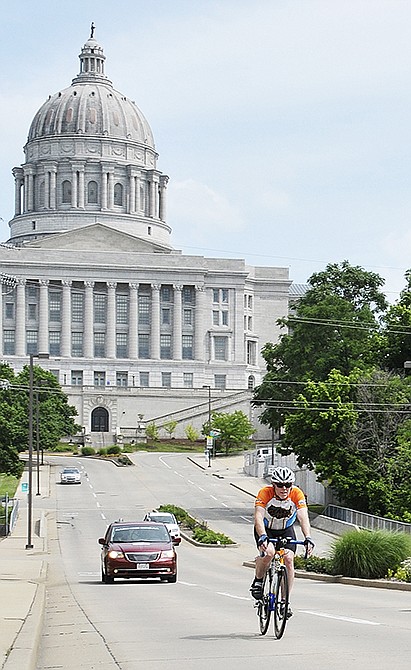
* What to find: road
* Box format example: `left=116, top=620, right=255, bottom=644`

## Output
left=36, top=453, right=411, bottom=669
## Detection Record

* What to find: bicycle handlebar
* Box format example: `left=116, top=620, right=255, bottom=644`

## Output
left=266, top=537, right=310, bottom=559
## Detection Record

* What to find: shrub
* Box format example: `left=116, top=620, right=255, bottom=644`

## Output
left=163, top=420, right=178, bottom=438
left=81, top=446, right=95, bottom=456
left=117, top=455, right=133, bottom=466
left=146, top=423, right=159, bottom=440
left=294, top=554, right=336, bottom=575
left=388, top=558, right=411, bottom=583
left=185, top=424, right=199, bottom=442
left=331, top=530, right=411, bottom=579
left=98, top=448, right=107, bottom=456
left=192, top=526, right=234, bottom=545
left=107, top=445, right=121, bottom=455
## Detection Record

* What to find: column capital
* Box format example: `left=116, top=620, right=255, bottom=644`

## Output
left=62, top=280, right=73, bottom=288
left=107, top=282, right=117, bottom=290
left=85, top=281, right=95, bottom=289
left=173, top=284, right=183, bottom=291
left=12, top=167, right=24, bottom=179
left=195, top=284, right=206, bottom=292
left=39, top=279, right=49, bottom=287
left=16, top=278, right=26, bottom=287
left=129, top=282, right=139, bottom=291
left=151, top=283, right=161, bottom=292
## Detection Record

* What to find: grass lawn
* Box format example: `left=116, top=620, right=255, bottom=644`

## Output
left=0, top=474, right=19, bottom=498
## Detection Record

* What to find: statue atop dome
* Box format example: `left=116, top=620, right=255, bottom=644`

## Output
left=90, top=22, right=95, bottom=39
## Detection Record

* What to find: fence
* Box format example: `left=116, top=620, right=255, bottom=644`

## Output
left=323, top=504, right=411, bottom=534
left=0, top=498, right=19, bottom=536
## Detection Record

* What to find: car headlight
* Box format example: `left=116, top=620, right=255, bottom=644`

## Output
left=161, top=549, right=175, bottom=558
left=108, top=550, right=124, bottom=559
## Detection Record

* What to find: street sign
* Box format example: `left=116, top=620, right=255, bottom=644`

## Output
left=21, top=482, right=28, bottom=492
left=209, top=430, right=221, bottom=437
left=206, top=437, right=213, bottom=447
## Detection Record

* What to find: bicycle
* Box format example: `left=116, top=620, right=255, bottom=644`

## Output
left=256, top=537, right=308, bottom=639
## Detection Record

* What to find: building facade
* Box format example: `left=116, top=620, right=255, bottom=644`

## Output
left=0, top=32, right=291, bottom=445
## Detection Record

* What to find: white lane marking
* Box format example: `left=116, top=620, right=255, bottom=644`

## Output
left=221, top=502, right=228, bottom=507
left=188, top=480, right=195, bottom=485
left=78, top=572, right=100, bottom=577
left=92, top=492, right=97, bottom=498
left=240, top=515, right=252, bottom=523
left=96, top=502, right=101, bottom=508
left=89, top=484, right=94, bottom=489
left=179, top=581, right=198, bottom=587
left=210, top=495, right=218, bottom=501
left=101, top=513, right=106, bottom=520
left=159, top=456, right=171, bottom=469
left=175, top=471, right=184, bottom=477
left=217, top=592, right=250, bottom=601
left=198, top=487, right=205, bottom=492
left=301, top=611, right=380, bottom=626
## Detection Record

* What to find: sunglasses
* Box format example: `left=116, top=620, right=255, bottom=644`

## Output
left=273, top=482, right=292, bottom=489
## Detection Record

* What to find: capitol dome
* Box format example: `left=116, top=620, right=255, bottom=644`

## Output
left=28, top=37, right=155, bottom=147
left=9, top=30, right=171, bottom=249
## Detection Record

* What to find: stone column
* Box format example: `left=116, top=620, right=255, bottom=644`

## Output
left=150, top=284, right=161, bottom=359
left=84, top=281, right=95, bottom=358
left=44, top=171, right=50, bottom=209
left=173, top=285, right=182, bottom=360
left=106, top=282, right=117, bottom=359
left=159, top=175, right=169, bottom=221
left=108, top=171, right=114, bottom=209
left=71, top=168, right=78, bottom=208
left=233, top=288, right=245, bottom=362
left=61, top=280, right=72, bottom=357
left=135, top=173, right=141, bottom=212
left=194, top=285, right=207, bottom=361
left=24, top=173, right=29, bottom=212
left=149, top=178, right=156, bottom=217
left=101, top=170, right=108, bottom=210
left=129, top=283, right=139, bottom=359
left=27, top=168, right=35, bottom=212
left=12, top=168, right=24, bottom=216
left=128, top=167, right=135, bottom=214
left=78, top=166, right=85, bottom=208
left=15, top=279, right=26, bottom=356
left=50, top=167, right=57, bottom=209
left=38, top=280, right=49, bottom=353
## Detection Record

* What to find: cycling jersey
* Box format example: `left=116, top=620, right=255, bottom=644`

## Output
left=255, top=485, right=307, bottom=530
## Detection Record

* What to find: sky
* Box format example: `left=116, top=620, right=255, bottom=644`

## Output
left=1, top=0, right=410, bottom=302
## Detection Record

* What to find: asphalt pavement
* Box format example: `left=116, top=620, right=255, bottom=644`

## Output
left=1, top=452, right=409, bottom=670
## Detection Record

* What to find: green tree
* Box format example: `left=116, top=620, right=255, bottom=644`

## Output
left=163, top=420, right=178, bottom=439
left=282, top=368, right=411, bottom=516
left=253, top=261, right=388, bottom=432
left=380, top=269, right=411, bottom=372
left=203, top=410, right=255, bottom=455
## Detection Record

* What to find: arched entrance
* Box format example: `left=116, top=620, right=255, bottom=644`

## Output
left=91, top=406, right=109, bottom=432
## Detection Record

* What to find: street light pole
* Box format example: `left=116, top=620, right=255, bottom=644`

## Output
left=26, top=354, right=34, bottom=549
left=202, top=384, right=213, bottom=462
left=36, top=391, right=40, bottom=495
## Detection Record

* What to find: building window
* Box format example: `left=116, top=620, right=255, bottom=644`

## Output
left=138, top=294, right=150, bottom=325
left=162, top=372, right=172, bottom=388
left=94, top=371, right=106, bottom=386
left=214, top=374, right=226, bottom=390
left=247, top=340, right=257, bottom=366
left=27, top=330, right=38, bottom=355
left=212, top=310, right=219, bottom=326
left=3, top=330, right=15, bottom=355
left=248, top=316, right=252, bottom=331
left=116, top=332, right=128, bottom=358
left=221, top=311, right=228, bottom=326
left=116, top=372, right=128, bottom=387
left=114, top=183, right=123, bottom=206
left=49, top=292, right=61, bottom=322
left=94, top=293, right=107, bottom=324
left=138, top=334, right=150, bottom=358
left=116, top=294, right=128, bottom=324
left=71, top=370, right=83, bottom=385
left=62, top=180, right=71, bottom=203
left=49, top=331, right=60, bottom=356
left=87, top=180, right=98, bottom=204
left=248, top=295, right=253, bottom=309
left=72, top=293, right=84, bottom=322
left=248, top=375, right=255, bottom=390
left=161, top=285, right=172, bottom=301
left=221, top=289, right=228, bottom=303
left=161, top=308, right=171, bottom=325
left=183, top=372, right=193, bottom=388
left=214, top=336, right=228, bottom=361
left=182, top=286, right=194, bottom=304
left=27, top=285, right=38, bottom=299
left=182, top=335, right=193, bottom=359
left=139, top=371, right=149, bottom=387
left=183, top=308, right=192, bottom=325
left=27, top=303, right=37, bottom=320
left=94, top=332, right=105, bottom=358
left=5, top=303, right=14, bottom=319
left=72, top=332, right=83, bottom=357
left=160, top=334, right=172, bottom=359
left=213, top=288, right=219, bottom=303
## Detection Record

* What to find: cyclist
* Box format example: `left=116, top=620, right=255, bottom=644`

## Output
left=250, top=466, right=315, bottom=616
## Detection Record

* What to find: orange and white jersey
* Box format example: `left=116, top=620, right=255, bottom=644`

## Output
left=255, top=485, right=307, bottom=530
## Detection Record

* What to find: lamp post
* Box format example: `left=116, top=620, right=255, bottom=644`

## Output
left=202, top=385, right=213, bottom=463
left=26, top=352, right=49, bottom=550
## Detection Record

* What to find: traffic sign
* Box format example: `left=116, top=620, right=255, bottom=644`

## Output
left=21, top=482, right=28, bottom=492
left=209, top=430, right=221, bottom=437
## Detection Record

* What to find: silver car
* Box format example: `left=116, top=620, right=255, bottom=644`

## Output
left=60, top=467, right=81, bottom=484
left=143, top=511, right=181, bottom=545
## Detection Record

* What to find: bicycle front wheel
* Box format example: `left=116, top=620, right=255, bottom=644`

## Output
left=258, top=571, right=272, bottom=635
left=273, top=566, right=289, bottom=639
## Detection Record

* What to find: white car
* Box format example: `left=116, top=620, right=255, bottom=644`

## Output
left=143, top=511, right=181, bottom=545
left=60, top=467, right=81, bottom=484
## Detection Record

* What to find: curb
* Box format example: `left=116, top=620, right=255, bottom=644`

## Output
left=180, top=530, right=239, bottom=548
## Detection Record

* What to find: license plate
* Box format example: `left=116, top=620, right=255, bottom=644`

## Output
left=136, top=563, right=149, bottom=570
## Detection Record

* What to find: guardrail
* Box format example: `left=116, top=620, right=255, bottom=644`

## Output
left=323, top=504, right=411, bottom=534
left=0, top=497, right=19, bottom=536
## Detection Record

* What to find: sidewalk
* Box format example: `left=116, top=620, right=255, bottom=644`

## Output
left=0, top=465, right=49, bottom=670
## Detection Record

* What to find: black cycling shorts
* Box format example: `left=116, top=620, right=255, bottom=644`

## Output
left=254, top=525, right=297, bottom=553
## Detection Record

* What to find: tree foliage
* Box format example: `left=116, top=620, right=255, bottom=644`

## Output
left=203, top=410, right=255, bottom=454
left=381, top=270, right=411, bottom=372
left=0, top=363, right=79, bottom=476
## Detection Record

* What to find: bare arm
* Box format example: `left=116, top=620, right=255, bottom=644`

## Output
left=254, top=505, right=266, bottom=537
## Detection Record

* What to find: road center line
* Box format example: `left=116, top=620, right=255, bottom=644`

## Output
left=301, top=611, right=380, bottom=626
left=240, top=515, right=252, bottom=523
left=217, top=592, right=250, bottom=601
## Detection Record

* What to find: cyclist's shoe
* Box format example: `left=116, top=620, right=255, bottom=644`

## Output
left=279, top=601, right=293, bottom=619
left=250, top=579, right=264, bottom=599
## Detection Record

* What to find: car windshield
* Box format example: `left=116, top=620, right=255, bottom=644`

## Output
left=62, top=469, right=79, bottom=474
left=150, top=514, right=174, bottom=524
left=111, top=526, right=170, bottom=543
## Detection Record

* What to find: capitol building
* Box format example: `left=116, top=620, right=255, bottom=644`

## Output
left=0, top=30, right=291, bottom=445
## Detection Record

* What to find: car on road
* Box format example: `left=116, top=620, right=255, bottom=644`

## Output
left=98, top=521, right=177, bottom=584
left=60, top=467, right=81, bottom=484
left=143, top=510, right=181, bottom=545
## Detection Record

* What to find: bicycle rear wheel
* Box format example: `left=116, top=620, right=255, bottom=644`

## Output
left=258, top=570, right=272, bottom=635
left=273, top=566, right=289, bottom=639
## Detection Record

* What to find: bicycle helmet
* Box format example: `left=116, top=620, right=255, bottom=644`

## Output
left=270, top=466, right=295, bottom=485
